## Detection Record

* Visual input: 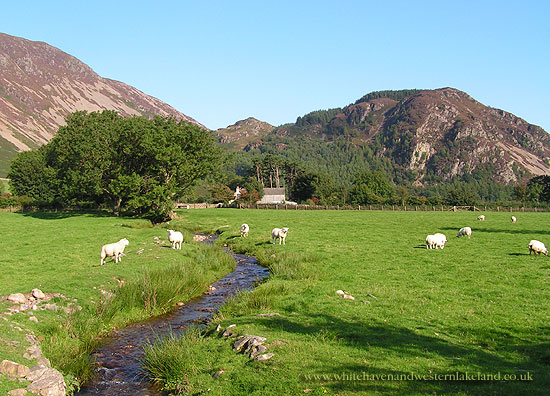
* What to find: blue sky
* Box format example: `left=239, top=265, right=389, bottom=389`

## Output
left=2, top=1, right=549, bottom=131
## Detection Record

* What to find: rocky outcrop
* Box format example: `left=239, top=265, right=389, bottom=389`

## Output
left=215, top=117, right=274, bottom=149
left=244, top=88, right=550, bottom=185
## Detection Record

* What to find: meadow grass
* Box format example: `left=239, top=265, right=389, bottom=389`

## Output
left=0, top=212, right=234, bottom=393
left=143, top=208, right=550, bottom=396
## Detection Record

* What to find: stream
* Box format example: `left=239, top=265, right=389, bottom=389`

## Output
left=77, top=235, right=269, bottom=395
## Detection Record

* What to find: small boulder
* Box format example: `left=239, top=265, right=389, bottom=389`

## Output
left=343, top=294, right=355, bottom=300
left=0, top=360, right=30, bottom=378
left=250, top=344, right=267, bottom=358
left=233, top=335, right=253, bottom=352
left=7, top=294, right=27, bottom=304
left=31, top=289, right=45, bottom=300
left=26, top=367, right=66, bottom=396
left=254, top=353, right=274, bottom=361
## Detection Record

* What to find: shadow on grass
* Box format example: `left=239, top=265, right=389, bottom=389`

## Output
left=241, top=314, right=549, bottom=395
left=19, top=211, right=112, bottom=220
left=440, top=226, right=550, bottom=236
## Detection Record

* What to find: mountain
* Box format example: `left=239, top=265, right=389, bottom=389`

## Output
left=214, top=117, right=274, bottom=149
left=0, top=32, right=204, bottom=176
left=234, top=88, right=550, bottom=187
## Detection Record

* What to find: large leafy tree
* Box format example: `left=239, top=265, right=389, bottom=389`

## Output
left=9, top=111, right=224, bottom=222
left=349, top=171, right=395, bottom=205
left=8, top=148, right=56, bottom=203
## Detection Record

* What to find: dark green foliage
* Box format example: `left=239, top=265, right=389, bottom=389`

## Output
left=526, top=175, right=550, bottom=203
left=289, top=171, right=339, bottom=204
left=349, top=171, right=395, bottom=205
left=8, top=148, right=56, bottom=202
left=354, top=89, right=421, bottom=104
left=296, top=108, right=342, bottom=127
left=8, top=111, right=224, bottom=222
left=443, top=185, right=479, bottom=206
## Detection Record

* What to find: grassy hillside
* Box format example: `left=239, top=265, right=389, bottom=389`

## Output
left=145, top=208, right=550, bottom=396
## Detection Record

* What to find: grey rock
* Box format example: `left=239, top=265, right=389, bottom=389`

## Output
left=7, top=293, right=27, bottom=304
left=221, top=328, right=235, bottom=337
left=0, top=360, right=30, bottom=378
left=26, top=367, right=66, bottom=396
left=244, top=336, right=267, bottom=354
left=36, top=357, right=51, bottom=368
left=256, top=313, right=280, bottom=317
left=233, top=335, right=253, bottom=352
left=31, top=289, right=46, bottom=300
left=29, top=316, right=38, bottom=323
left=26, top=345, right=42, bottom=359
left=254, top=353, right=274, bottom=361
left=212, top=369, right=224, bottom=379
left=249, top=344, right=267, bottom=358
left=25, top=365, right=49, bottom=382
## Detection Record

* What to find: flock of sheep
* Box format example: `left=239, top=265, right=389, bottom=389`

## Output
left=99, top=213, right=547, bottom=265
left=99, top=225, right=290, bottom=265
left=425, top=214, right=548, bottom=256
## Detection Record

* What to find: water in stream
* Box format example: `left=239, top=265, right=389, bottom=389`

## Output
left=77, top=238, right=268, bottom=395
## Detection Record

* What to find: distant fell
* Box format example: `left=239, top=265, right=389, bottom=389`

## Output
left=0, top=32, right=204, bottom=176
left=231, top=88, right=550, bottom=186
left=215, top=117, right=274, bottom=149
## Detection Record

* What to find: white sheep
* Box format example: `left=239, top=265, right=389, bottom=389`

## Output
left=426, top=233, right=447, bottom=249
left=477, top=215, right=485, bottom=221
left=240, top=223, right=249, bottom=238
left=167, top=229, right=183, bottom=250
left=511, top=216, right=517, bottom=223
left=100, top=238, right=129, bottom=265
left=272, top=227, right=289, bottom=245
left=433, top=233, right=447, bottom=249
left=425, top=234, right=437, bottom=249
left=529, top=240, right=548, bottom=256
left=456, top=227, right=472, bottom=239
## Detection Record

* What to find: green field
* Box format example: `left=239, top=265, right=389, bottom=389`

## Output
left=146, top=209, right=550, bottom=396
left=0, top=212, right=235, bottom=393
left=0, top=209, right=549, bottom=395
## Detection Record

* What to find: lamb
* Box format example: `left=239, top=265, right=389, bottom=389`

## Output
left=477, top=215, right=485, bottom=221
left=456, top=227, right=472, bottom=239
left=240, top=223, right=249, bottom=238
left=528, top=240, right=548, bottom=256
left=511, top=216, right=517, bottom=223
left=167, top=229, right=184, bottom=250
left=426, top=233, right=447, bottom=249
left=271, top=227, right=289, bottom=245
left=100, top=238, right=129, bottom=265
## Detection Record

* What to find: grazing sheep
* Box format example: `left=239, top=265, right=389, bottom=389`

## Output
left=167, top=229, right=184, bottom=250
left=477, top=215, right=485, bottom=221
left=240, top=223, right=250, bottom=238
left=529, top=240, right=548, bottom=256
left=271, top=227, right=289, bottom=245
left=433, top=233, right=447, bottom=249
left=100, top=238, right=129, bottom=265
left=425, top=233, right=446, bottom=249
left=425, top=235, right=437, bottom=249
left=456, top=227, right=472, bottom=239
left=511, top=216, right=517, bottom=223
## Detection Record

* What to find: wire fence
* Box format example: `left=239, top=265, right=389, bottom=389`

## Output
left=230, top=203, right=550, bottom=212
